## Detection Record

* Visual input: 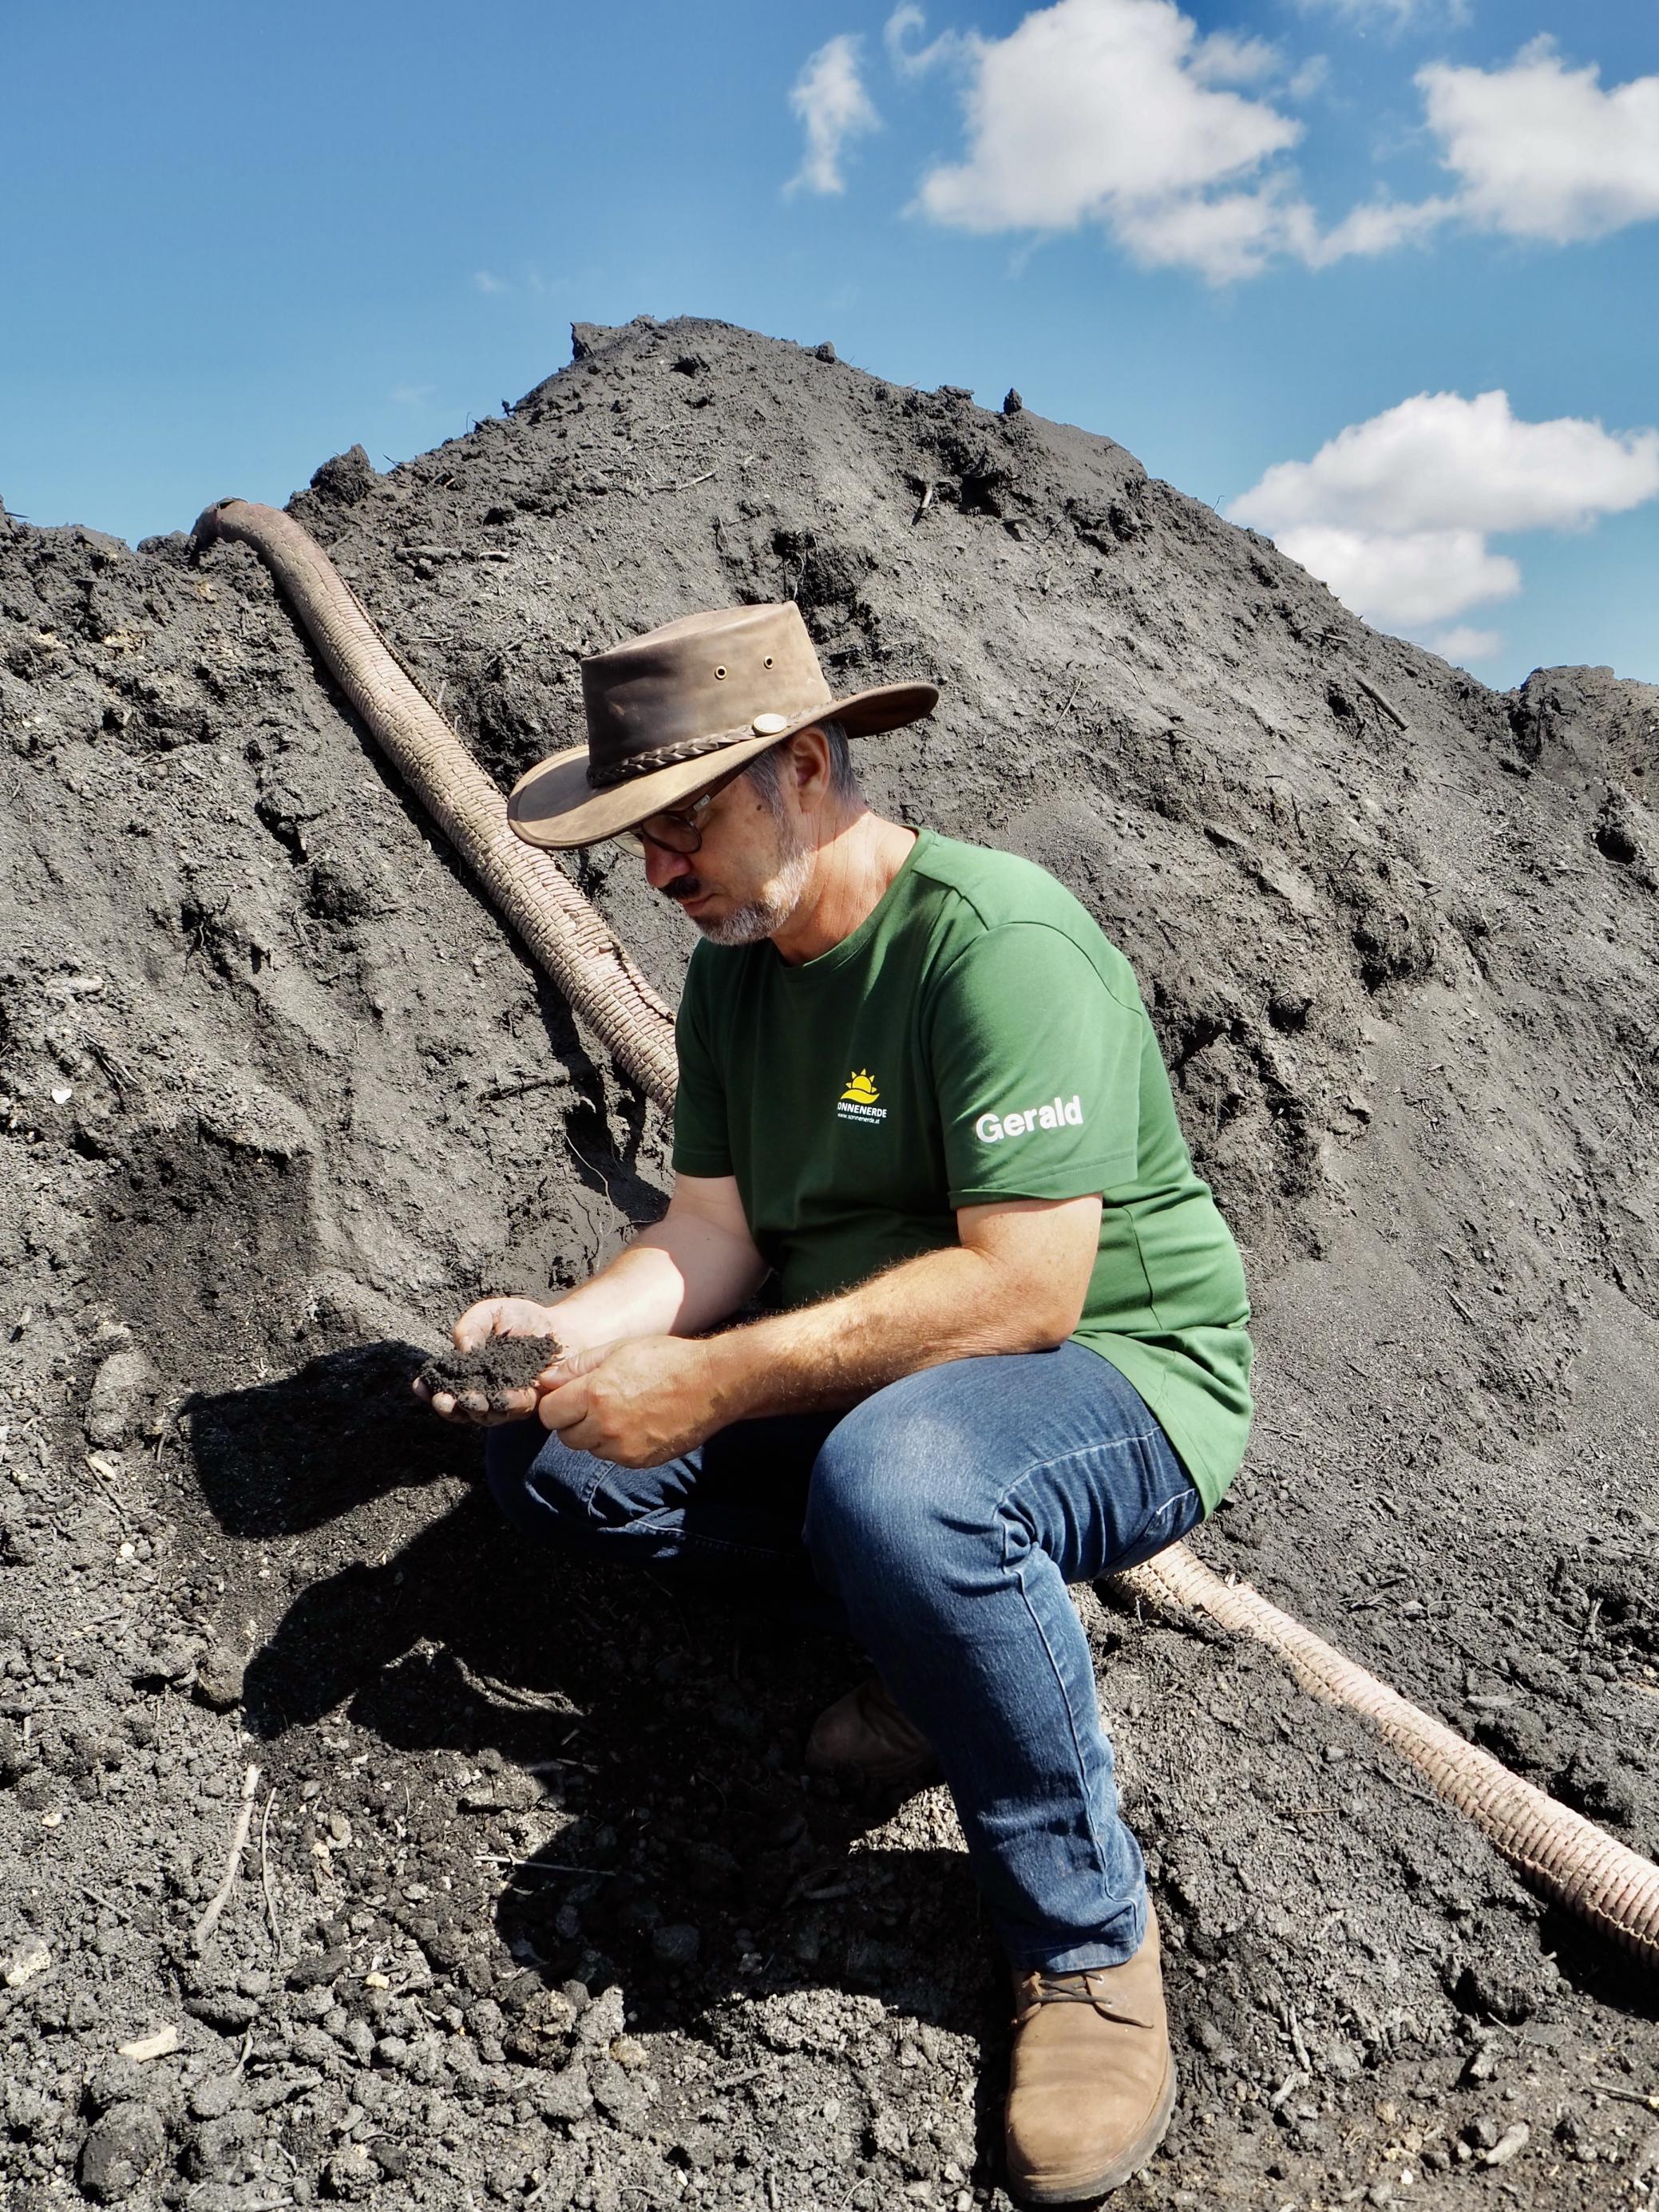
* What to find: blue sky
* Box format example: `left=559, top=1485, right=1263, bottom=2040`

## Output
left=2, top=0, right=1655, bottom=688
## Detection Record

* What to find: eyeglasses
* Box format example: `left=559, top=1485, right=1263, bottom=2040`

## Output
left=609, top=759, right=750, bottom=857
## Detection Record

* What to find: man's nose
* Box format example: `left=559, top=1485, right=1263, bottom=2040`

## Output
left=643, top=837, right=694, bottom=892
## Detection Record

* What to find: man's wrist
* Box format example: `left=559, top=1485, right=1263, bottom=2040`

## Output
left=699, top=1324, right=770, bottom=1427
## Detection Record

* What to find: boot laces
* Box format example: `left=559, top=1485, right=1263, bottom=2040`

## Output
left=1013, top=1971, right=1152, bottom=2031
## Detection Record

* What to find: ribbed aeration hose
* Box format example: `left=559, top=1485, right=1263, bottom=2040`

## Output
left=1119, top=1545, right=1659, bottom=1970
left=192, top=499, right=680, bottom=1106
left=197, top=497, right=1659, bottom=1977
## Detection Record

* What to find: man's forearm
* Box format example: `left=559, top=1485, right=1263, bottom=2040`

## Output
left=701, top=1241, right=1068, bottom=1425
left=550, top=1217, right=762, bottom=1348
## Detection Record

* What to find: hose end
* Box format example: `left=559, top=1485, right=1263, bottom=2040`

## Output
left=189, top=498, right=244, bottom=550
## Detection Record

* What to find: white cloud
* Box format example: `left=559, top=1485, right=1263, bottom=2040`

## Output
left=1300, top=191, right=1455, bottom=263
left=389, top=383, right=436, bottom=408
left=913, top=0, right=1301, bottom=265
left=1233, top=390, right=1659, bottom=537
left=1285, top=53, right=1330, bottom=101
left=1109, top=176, right=1312, bottom=283
left=1307, top=38, right=1659, bottom=261
left=1187, top=30, right=1281, bottom=87
left=1266, top=524, right=1520, bottom=627
left=1419, top=38, right=1659, bottom=243
left=1229, top=390, right=1659, bottom=638
left=893, top=8, right=1659, bottom=279
left=1423, top=624, right=1503, bottom=667
left=1293, top=0, right=1467, bottom=23
left=787, top=34, right=881, bottom=195
left=473, top=271, right=508, bottom=295
left=885, top=4, right=962, bottom=75
left=901, top=0, right=1463, bottom=281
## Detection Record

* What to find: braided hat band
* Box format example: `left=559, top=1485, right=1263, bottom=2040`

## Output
left=584, top=729, right=750, bottom=790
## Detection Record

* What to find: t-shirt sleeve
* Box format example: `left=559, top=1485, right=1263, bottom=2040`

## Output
left=670, top=953, right=734, bottom=1178
left=927, top=923, right=1143, bottom=1208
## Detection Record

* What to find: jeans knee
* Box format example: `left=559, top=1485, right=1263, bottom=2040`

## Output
left=805, top=1418, right=962, bottom=1613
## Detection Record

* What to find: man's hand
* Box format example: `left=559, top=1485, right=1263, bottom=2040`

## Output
left=414, top=1174, right=766, bottom=1431
left=414, top=1296, right=581, bottom=1427
left=537, top=1336, right=719, bottom=1466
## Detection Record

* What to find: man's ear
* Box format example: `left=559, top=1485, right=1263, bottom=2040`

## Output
left=790, top=728, right=832, bottom=805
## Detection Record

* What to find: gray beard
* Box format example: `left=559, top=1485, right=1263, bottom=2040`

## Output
left=692, top=837, right=814, bottom=947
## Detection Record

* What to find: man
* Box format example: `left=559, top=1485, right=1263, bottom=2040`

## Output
left=420, top=602, right=1253, bottom=2203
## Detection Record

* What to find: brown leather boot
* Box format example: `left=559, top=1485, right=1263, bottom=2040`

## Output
left=1004, top=1908, right=1176, bottom=2203
left=804, top=1676, right=941, bottom=1787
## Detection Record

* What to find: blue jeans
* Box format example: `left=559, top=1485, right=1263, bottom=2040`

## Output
left=484, top=1341, right=1203, bottom=1973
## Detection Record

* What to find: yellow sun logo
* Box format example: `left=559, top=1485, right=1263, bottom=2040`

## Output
left=840, top=1069, right=880, bottom=1106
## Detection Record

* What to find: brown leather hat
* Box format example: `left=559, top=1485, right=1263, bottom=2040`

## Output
left=506, top=602, right=937, bottom=849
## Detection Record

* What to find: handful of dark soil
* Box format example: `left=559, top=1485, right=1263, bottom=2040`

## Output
left=418, top=1334, right=564, bottom=1409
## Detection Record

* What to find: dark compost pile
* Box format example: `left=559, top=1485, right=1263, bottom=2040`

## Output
left=1, top=315, right=1656, bottom=2211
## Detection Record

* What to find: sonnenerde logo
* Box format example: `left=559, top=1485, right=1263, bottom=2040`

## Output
left=976, top=1094, right=1084, bottom=1143
left=837, top=1068, right=887, bottom=1126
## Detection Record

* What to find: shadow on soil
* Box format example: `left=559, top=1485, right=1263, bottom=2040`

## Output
left=188, top=1347, right=1008, bottom=2059
left=1536, top=1905, right=1659, bottom=2026
left=189, top=1339, right=454, bottom=1537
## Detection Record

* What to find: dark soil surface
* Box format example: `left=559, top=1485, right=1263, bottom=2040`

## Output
left=418, top=1338, right=565, bottom=1407
left=1, top=315, right=1656, bottom=2212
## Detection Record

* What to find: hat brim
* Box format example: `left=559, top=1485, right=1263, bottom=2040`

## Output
left=506, top=681, right=939, bottom=849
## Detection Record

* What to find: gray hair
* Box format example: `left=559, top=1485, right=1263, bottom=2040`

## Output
left=743, top=717, right=861, bottom=813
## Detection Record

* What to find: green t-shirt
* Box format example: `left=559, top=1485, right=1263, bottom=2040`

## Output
left=671, top=829, right=1253, bottom=1512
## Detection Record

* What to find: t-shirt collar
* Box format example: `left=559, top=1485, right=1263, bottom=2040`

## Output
left=767, top=827, right=932, bottom=983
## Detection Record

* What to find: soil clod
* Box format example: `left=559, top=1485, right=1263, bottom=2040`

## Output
left=77, top=2102, right=167, bottom=2202
left=418, top=1333, right=564, bottom=1404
